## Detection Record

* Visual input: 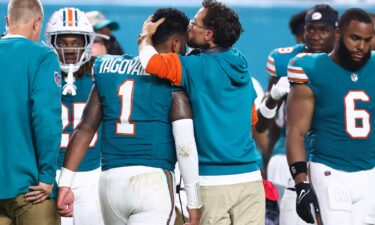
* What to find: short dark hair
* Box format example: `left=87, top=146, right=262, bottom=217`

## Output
left=151, top=8, right=189, bottom=46
left=289, top=10, right=306, bottom=36
left=202, top=0, right=243, bottom=48
left=338, top=8, right=373, bottom=31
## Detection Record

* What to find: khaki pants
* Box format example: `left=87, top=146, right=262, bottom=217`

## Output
left=0, top=194, right=60, bottom=225
left=200, top=181, right=265, bottom=225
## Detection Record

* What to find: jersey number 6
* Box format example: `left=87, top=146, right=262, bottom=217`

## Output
left=344, top=91, right=370, bottom=138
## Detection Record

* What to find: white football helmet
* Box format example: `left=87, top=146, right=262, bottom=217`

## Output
left=45, top=8, right=95, bottom=74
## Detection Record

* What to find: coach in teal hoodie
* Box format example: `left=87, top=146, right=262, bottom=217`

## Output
left=139, top=1, right=265, bottom=224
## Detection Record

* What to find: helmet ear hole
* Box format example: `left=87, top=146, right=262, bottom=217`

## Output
left=50, top=35, right=57, bottom=48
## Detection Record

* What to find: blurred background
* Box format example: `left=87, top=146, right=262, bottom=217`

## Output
left=0, top=0, right=374, bottom=87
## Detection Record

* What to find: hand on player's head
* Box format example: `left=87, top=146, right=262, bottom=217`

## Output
left=138, top=16, right=165, bottom=44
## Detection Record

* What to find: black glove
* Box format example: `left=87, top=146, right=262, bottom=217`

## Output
left=295, top=181, right=320, bottom=224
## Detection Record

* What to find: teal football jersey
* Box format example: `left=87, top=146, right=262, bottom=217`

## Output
left=59, top=74, right=101, bottom=171
left=288, top=52, right=375, bottom=172
left=0, top=37, right=62, bottom=199
left=266, top=44, right=305, bottom=77
left=93, top=55, right=176, bottom=171
left=266, top=44, right=305, bottom=156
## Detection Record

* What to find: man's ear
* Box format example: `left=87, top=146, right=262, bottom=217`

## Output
left=171, top=38, right=181, bottom=54
left=5, top=16, right=9, bottom=29
left=33, top=16, right=42, bottom=31
left=204, top=29, right=214, bottom=42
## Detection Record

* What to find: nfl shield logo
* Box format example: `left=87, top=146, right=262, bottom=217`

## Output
left=351, top=73, right=358, bottom=82
left=54, top=71, right=61, bottom=87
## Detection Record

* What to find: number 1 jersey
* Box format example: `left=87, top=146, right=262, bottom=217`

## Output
left=93, top=55, right=176, bottom=171
left=288, top=52, right=375, bottom=172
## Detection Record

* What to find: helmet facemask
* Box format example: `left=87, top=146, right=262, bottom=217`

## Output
left=45, top=8, right=95, bottom=74
left=52, top=33, right=93, bottom=74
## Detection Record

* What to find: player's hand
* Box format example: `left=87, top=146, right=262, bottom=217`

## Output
left=56, top=187, right=74, bottom=217
left=270, top=77, right=290, bottom=100
left=138, top=16, right=165, bottom=44
left=295, top=181, right=319, bottom=224
left=184, top=207, right=202, bottom=225
left=24, top=182, right=53, bottom=204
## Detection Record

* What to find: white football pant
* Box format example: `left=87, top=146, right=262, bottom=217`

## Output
left=310, top=162, right=375, bottom=225
left=99, top=166, right=176, bottom=225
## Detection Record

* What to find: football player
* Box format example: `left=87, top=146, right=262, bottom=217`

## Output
left=45, top=8, right=104, bottom=225
left=287, top=8, right=375, bottom=225
left=57, top=8, right=201, bottom=225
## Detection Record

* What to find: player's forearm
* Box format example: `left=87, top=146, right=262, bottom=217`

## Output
left=286, top=128, right=308, bottom=183
left=63, top=127, right=97, bottom=171
left=173, top=119, right=202, bottom=209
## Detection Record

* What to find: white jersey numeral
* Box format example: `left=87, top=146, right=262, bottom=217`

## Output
left=116, top=80, right=135, bottom=135
left=344, top=91, right=370, bottom=138
left=60, top=103, right=98, bottom=148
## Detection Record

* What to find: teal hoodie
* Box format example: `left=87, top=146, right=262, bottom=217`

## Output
left=178, top=48, right=259, bottom=176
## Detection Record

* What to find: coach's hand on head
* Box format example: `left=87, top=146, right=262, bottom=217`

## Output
left=137, top=16, right=165, bottom=45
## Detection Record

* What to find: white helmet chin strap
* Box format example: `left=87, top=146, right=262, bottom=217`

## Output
left=60, top=49, right=89, bottom=96
left=62, top=64, right=77, bottom=96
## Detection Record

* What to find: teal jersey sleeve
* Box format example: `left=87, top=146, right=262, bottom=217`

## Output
left=31, top=49, right=62, bottom=184
left=287, top=52, right=314, bottom=85
left=266, top=44, right=305, bottom=78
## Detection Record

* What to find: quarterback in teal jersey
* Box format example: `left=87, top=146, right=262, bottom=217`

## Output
left=0, top=0, right=61, bottom=224
left=45, top=8, right=104, bottom=225
left=287, top=8, right=375, bottom=225
left=58, top=8, right=201, bottom=225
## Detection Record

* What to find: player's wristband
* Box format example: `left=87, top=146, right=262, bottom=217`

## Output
left=289, top=161, right=307, bottom=179
left=185, top=182, right=202, bottom=209
left=259, top=100, right=277, bottom=119
left=58, top=167, right=76, bottom=188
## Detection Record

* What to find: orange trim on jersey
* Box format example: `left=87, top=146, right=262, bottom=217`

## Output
left=252, top=105, right=258, bottom=128
left=164, top=169, right=175, bottom=225
left=67, top=8, right=73, bottom=27
left=287, top=68, right=305, bottom=74
left=145, top=54, right=182, bottom=86
left=266, top=67, right=276, bottom=76
left=288, top=77, right=309, bottom=83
